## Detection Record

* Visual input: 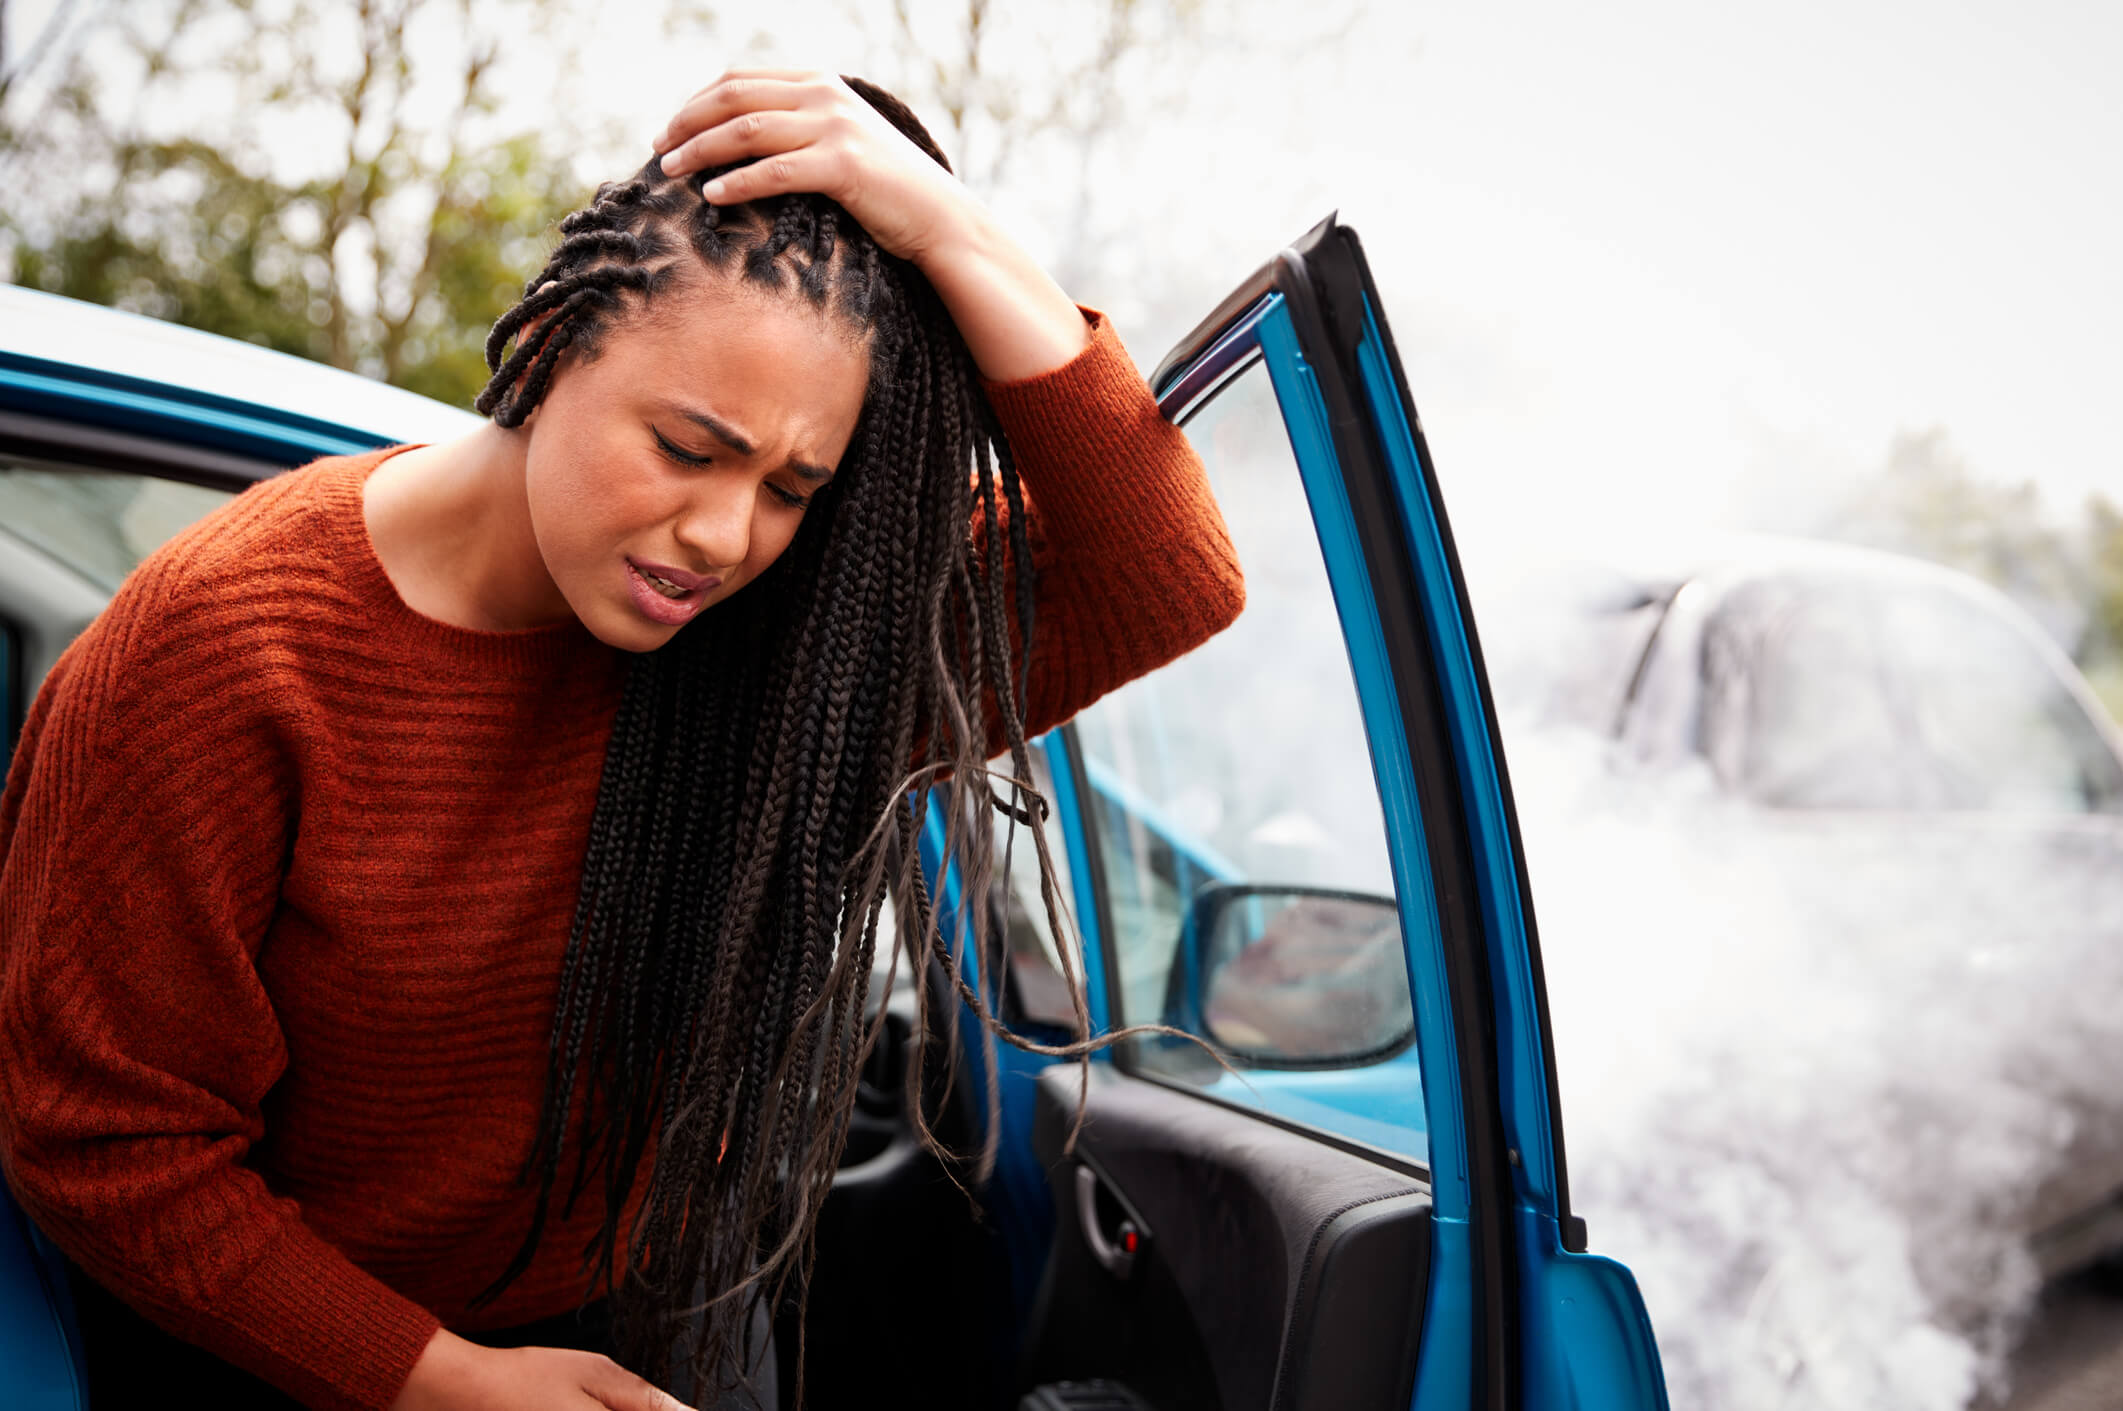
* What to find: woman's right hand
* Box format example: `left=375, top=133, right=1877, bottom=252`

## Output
left=389, top=1329, right=697, bottom=1411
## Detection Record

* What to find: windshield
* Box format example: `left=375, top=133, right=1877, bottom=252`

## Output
left=1698, top=573, right=2123, bottom=814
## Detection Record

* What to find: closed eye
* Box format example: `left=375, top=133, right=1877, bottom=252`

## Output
left=656, top=425, right=810, bottom=508
left=652, top=427, right=711, bottom=466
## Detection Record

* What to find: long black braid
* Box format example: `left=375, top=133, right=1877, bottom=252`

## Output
left=468, top=78, right=1107, bottom=1402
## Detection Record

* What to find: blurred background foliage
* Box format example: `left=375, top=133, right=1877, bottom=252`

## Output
left=0, top=0, right=628, bottom=405
left=1829, top=429, right=2123, bottom=717
left=0, top=0, right=2117, bottom=715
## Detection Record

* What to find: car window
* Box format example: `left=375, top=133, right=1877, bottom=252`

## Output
left=1, top=618, right=16, bottom=750
left=0, top=463, right=232, bottom=594
left=1066, top=360, right=1426, bottom=1163
left=0, top=462, right=236, bottom=770
left=1702, top=574, right=2123, bottom=813
left=987, top=740, right=1087, bottom=1030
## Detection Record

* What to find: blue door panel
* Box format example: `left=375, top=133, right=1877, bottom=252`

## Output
left=1254, top=296, right=1488, bottom=1411
left=1344, top=283, right=1669, bottom=1409
left=1255, top=298, right=1464, bottom=1213
left=1129, top=220, right=1671, bottom=1409
left=1, top=1182, right=86, bottom=1411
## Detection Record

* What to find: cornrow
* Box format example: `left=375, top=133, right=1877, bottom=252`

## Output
left=463, top=78, right=1114, bottom=1406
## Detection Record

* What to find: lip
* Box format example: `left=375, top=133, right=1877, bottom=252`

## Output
left=631, top=558, right=716, bottom=592
left=624, top=556, right=722, bottom=628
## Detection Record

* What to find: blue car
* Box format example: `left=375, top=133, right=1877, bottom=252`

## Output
left=0, top=217, right=1669, bottom=1410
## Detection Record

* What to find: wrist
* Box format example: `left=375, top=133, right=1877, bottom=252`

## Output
left=915, top=206, right=1089, bottom=384
left=909, top=191, right=1005, bottom=274
left=389, top=1328, right=478, bottom=1411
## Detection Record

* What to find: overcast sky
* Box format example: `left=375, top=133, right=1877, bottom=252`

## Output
left=598, top=0, right=2123, bottom=564
left=517, top=0, right=2123, bottom=577
left=7, top=0, right=2117, bottom=569
left=1338, top=1, right=2122, bottom=563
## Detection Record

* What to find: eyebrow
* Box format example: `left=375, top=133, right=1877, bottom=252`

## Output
left=677, top=408, right=836, bottom=485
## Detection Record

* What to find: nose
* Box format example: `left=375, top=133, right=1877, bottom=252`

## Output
left=673, top=476, right=754, bottom=573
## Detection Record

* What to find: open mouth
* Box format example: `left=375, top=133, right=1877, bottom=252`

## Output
left=634, top=564, right=693, bottom=599
left=624, top=558, right=719, bottom=628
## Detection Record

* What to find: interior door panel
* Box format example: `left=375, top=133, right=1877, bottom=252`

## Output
left=1021, top=1066, right=1430, bottom=1411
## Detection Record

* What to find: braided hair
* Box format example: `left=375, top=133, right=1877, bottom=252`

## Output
left=469, top=78, right=1096, bottom=1399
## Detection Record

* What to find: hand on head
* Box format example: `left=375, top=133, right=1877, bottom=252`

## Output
left=652, top=69, right=973, bottom=266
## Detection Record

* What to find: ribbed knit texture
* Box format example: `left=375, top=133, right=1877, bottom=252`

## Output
left=0, top=308, right=1242, bottom=1411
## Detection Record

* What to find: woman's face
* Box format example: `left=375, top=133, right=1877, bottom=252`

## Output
left=519, top=270, right=872, bottom=652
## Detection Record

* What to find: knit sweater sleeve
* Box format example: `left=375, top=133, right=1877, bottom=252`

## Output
left=0, top=540, right=442, bottom=1410
left=973, top=306, right=1245, bottom=757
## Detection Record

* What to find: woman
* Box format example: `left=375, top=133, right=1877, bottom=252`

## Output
left=0, top=73, right=1242, bottom=1411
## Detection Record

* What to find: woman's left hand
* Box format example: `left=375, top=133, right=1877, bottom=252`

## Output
left=653, top=70, right=977, bottom=269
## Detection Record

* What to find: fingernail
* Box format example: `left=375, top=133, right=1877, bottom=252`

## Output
left=701, top=178, right=727, bottom=201
left=660, top=151, right=678, bottom=174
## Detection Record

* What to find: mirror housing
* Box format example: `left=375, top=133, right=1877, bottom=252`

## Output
left=1174, top=883, right=1414, bottom=1068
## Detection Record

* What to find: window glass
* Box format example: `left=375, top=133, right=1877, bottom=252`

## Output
left=875, top=744, right=1083, bottom=1032
left=1, top=463, right=233, bottom=770
left=987, top=740, right=1085, bottom=1030
left=1068, top=361, right=1426, bottom=1163
left=1702, top=575, right=2123, bottom=813
left=1, top=618, right=16, bottom=757
left=0, top=464, right=231, bottom=594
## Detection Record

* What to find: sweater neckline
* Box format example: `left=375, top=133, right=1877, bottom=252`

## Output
left=318, top=445, right=616, bottom=674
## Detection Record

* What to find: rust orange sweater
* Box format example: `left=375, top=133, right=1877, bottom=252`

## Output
left=0, top=310, right=1242, bottom=1411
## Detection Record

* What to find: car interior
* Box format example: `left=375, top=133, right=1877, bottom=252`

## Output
left=795, top=894, right=1433, bottom=1411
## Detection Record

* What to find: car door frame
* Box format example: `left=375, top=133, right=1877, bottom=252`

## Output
left=1044, top=212, right=1663, bottom=1409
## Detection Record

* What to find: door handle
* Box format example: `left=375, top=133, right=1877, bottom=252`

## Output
left=1075, top=1162, right=1150, bottom=1281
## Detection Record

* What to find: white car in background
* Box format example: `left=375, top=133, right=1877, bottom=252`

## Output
left=1516, top=535, right=2123, bottom=1360
left=1558, top=536, right=2123, bottom=1267
left=1486, top=536, right=2123, bottom=1406
left=1571, top=536, right=2123, bottom=820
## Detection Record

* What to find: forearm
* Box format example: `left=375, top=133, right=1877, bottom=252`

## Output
left=914, top=204, right=1090, bottom=384
left=9, top=1148, right=442, bottom=1411
left=970, top=310, right=1246, bottom=753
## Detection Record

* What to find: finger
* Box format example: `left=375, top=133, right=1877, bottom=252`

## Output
left=656, top=74, right=812, bottom=154
left=582, top=1360, right=697, bottom=1411
left=657, top=108, right=824, bottom=180
left=710, top=66, right=820, bottom=82
left=675, top=66, right=821, bottom=108
left=690, top=146, right=843, bottom=207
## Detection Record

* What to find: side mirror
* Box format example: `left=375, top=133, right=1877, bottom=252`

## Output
left=1178, top=883, right=1413, bottom=1067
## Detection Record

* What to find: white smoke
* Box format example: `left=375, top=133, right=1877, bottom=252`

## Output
left=1489, top=569, right=2123, bottom=1410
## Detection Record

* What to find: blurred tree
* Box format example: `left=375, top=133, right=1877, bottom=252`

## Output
left=2083, top=496, right=2123, bottom=721
left=0, top=0, right=707, bottom=405
left=1833, top=427, right=2123, bottom=722
left=833, top=0, right=1367, bottom=323
left=1839, top=429, right=2084, bottom=631
left=3, top=0, right=1374, bottom=399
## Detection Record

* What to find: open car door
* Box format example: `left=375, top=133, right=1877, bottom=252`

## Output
left=960, top=215, right=1670, bottom=1411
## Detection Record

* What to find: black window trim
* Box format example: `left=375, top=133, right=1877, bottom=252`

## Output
left=0, top=409, right=283, bottom=494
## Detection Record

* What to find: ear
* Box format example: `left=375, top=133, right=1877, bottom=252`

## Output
left=517, top=280, right=565, bottom=346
